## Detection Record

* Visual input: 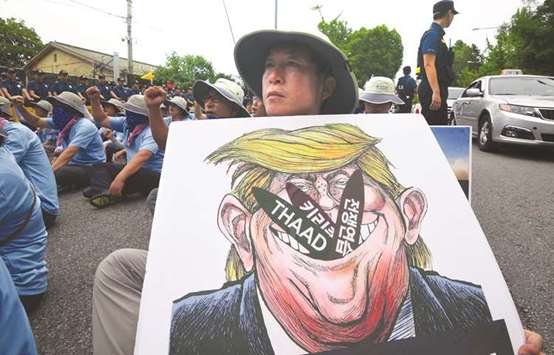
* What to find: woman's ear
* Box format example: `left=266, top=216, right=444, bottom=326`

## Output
left=217, top=194, right=254, bottom=271
left=399, top=188, right=428, bottom=245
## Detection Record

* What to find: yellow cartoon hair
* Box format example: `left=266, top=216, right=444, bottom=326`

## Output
left=206, top=123, right=431, bottom=281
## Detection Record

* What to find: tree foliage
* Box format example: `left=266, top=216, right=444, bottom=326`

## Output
left=0, top=18, right=44, bottom=68
left=479, top=2, right=553, bottom=77
left=318, top=19, right=403, bottom=87
left=451, top=40, right=483, bottom=87
left=154, top=53, right=221, bottom=88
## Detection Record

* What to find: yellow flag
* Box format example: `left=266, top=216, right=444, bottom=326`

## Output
left=141, top=71, right=154, bottom=81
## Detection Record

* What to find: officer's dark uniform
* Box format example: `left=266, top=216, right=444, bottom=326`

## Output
left=396, top=74, right=417, bottom=113
left=417, top=1, right=458, bottom=125
left=27, top=79, right=50, bottom=100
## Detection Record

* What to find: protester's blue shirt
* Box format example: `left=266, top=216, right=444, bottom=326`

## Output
left=421, top=22, right=445, bottom=56
left=4, top=121, right=60, bottom=216
left=0, top=147, right=48, bottom=296
left=110, top=117, right=164, bottom=173
left=47, top=117, right=106, bottom=166
left=0, top=258, right=38, bottom=355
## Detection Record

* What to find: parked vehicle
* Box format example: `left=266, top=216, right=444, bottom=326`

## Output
left=452, top=75, right=554, bottom=151
left=447, top=87, right=464, bottom=124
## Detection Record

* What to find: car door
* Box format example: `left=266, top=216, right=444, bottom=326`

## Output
left=455, top=82, right=479, bottom=126
left=463, top=80, right=484, bottom=132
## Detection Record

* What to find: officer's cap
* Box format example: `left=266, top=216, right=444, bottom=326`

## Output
left=433, top=1, right=459, bottom=17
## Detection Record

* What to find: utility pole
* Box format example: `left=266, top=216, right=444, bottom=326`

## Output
left=127, top=0, right=133, bottom=75
left=274, top=0, right=278, bottom=29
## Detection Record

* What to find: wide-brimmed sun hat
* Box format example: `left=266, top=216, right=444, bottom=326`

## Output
left=234, top=29, right=358, bottom=115
left=360, top=77, right=404, bottom=105
left=101, top=98, right=125, bottom=113
left=120, top=95, right=148, bottom=116
left=28, top=100, right=53, bottom=115
left=0, top=97, right=12, bottom=118
left=46, top=91, right=92, bottom=118
left=193, top=78, right=250, bottom=117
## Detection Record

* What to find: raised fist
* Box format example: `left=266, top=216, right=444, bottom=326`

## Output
left=86, top=86, right=101, bottom=100
left=144, top=86, right=166, bottom=109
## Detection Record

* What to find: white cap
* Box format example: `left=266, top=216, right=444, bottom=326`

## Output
left=47, top=91, right=92, bottom=118
left=361, top=77, right=404, bottom=105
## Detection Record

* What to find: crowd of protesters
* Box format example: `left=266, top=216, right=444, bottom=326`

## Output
left=0, top=1, right=546, bottom=354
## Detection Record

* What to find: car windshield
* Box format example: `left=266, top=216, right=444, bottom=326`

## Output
left=448, top=88, right=464, bottom=99
left=489, top=77, right=554, bottom=96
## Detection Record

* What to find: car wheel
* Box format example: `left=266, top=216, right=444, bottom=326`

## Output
left=478, top=115, right=496, bottom=152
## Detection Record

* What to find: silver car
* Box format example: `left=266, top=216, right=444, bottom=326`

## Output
left=452, top=75, right=554, bottom=151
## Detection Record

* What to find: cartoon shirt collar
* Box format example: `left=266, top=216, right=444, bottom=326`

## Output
left=256, top=286, right=415, bottom=354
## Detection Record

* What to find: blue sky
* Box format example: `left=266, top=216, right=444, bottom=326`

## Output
left=431, top=126, right=471, bottom=163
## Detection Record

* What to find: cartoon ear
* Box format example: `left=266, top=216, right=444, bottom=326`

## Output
left=399, top=188, right=428, bottom=245
left=321, top=76, right=337, bottom=102
left=217, top=194, right=254, bottom=271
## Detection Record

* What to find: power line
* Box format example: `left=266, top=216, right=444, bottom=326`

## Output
left=221, top=0, right=236, bottom=45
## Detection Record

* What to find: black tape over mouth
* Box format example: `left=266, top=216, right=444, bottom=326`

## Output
left=252, top=170, right=368, bottom=261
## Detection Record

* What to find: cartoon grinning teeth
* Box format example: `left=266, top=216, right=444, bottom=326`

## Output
left=359, top=217, right=379, bottom=244
left=274, top=229, right=310, bottom=255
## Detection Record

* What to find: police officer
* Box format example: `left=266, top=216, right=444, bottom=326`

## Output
left=396, top=66, right=417, bottom=113
left=417, top=0, right=458, bottom=125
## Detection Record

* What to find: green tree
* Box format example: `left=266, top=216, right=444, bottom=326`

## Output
left=451, top=40, right=483, bottom=87
left=318, top=19, right=403, bottom=87
left=479, top=2, right=554, bottom=77
left=0, top=18, right=44, bottom=68
left=317, top=18, right=352, bottom=54
left=154, top=53, right=216, bottom=88
left=513, top=0, right=554, bottom=75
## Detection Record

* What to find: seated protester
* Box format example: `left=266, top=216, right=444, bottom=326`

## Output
left=28, top=100, right=58, bottom=153
left=86, top=88, right=164, bottom=208
left=143, top=83, right=248, bottom=214
left=0, top=257, right=38, bottom=354
left=251, top=95, right=266, bottom=117
left=192, top=78, right=251, bottom=120
left=99, top=98, right=126, bottom=162
left=160, top=103, right=169, bottom=118
left=360, top=76, right=405, bottom=114
left=12, top=92, right=106, bottom=192
left=0, top=134, right=48, bottom=313
left=0, top=98, right=59, bottom=229
left=101, top=98, right=125, bottom=117
left=165, top=96, right=190, bottom=123
left=111, top=77, right=129, bottom=101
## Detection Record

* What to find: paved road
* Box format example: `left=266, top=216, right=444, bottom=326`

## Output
left=28, top=142, right=552, bottom=354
